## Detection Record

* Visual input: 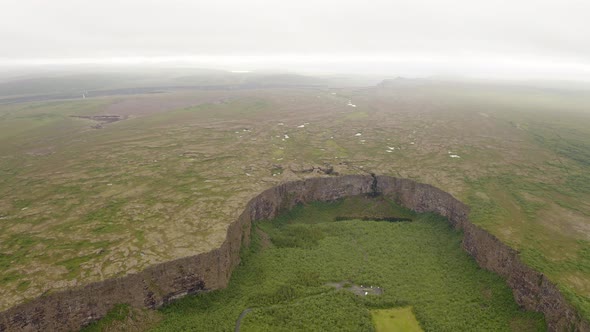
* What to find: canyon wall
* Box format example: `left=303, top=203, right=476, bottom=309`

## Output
left=0, top=175, right=587, bottom=331
left=376, top=176, right=589, bottom=332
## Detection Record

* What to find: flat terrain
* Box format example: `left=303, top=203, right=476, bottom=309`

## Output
left=371, top=307, right=423, bottom=332
left=0, top=74, right=589, bottom=319
left=84, top=197, right=545, bottom=331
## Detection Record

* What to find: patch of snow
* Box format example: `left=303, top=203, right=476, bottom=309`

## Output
left=284, top=134, right=290, bottom=139
left=450, top=154, right=461, bottom=158
left=355, top=133, right=362, bottom=137
left=278, top=122, right=284, bottom=126
left=107, top=183, right=113, bottom=186
left=245, top=173, right=252, bottom=176
left=21, top=207, right=28, bottom=211
left=364, top=291, right=368, bottom=295
left=298, top=124, right=305, bottom=128
left=387, top=146, right=395, bottom=150
left=410, top=142, right=415, bottom=145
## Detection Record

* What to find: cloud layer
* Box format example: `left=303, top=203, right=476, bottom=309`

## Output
left=2, top=0, right=589, bottom=79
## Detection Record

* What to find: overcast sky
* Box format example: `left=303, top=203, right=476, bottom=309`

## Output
left=2, top=0, right=590, bottom=80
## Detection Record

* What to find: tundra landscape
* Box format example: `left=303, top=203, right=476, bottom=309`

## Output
left=2, top=0, right=590, bottom=330
left=0, top=70, right=589, bottom=330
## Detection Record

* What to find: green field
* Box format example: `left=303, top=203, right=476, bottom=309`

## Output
left=371, top=307, right=423, bottom=332
left=0, top=75, right=589, bottom=321
left=84, top=196, right=545, bottom=331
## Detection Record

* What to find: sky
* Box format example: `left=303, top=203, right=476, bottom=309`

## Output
left=1, top=0, right=590, bottom=80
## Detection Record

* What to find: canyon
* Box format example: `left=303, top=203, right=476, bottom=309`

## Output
left=0, top=175, right=588, bottom=331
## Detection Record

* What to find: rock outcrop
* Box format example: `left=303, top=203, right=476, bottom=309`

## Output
left=0, top=175, right=587, bottom=331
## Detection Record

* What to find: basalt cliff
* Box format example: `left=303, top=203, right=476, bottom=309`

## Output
left=0, top=175, right=588, bottom=331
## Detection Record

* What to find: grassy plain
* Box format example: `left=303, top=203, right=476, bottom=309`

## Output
left=0, top=75, right=588, bottom=320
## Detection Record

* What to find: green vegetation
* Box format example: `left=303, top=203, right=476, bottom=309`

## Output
left=371, top=307, right=423, bottom=332
left=127, top=197, right=545, bottom=331
left=84, top=304, right=133, bottom=332
left=83, top=304, right=162, bottom=332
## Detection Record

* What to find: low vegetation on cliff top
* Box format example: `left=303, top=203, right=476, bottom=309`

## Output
left=86, top=196, right=545, bottom=331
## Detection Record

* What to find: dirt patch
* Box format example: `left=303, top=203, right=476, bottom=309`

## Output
left=70, top=115, right=123, bottom=129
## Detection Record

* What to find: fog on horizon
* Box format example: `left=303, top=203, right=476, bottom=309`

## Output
left=1, top=0, right=590, bottom=81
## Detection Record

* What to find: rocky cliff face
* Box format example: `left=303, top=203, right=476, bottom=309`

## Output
left=0, top=175, right=587, bottom=331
